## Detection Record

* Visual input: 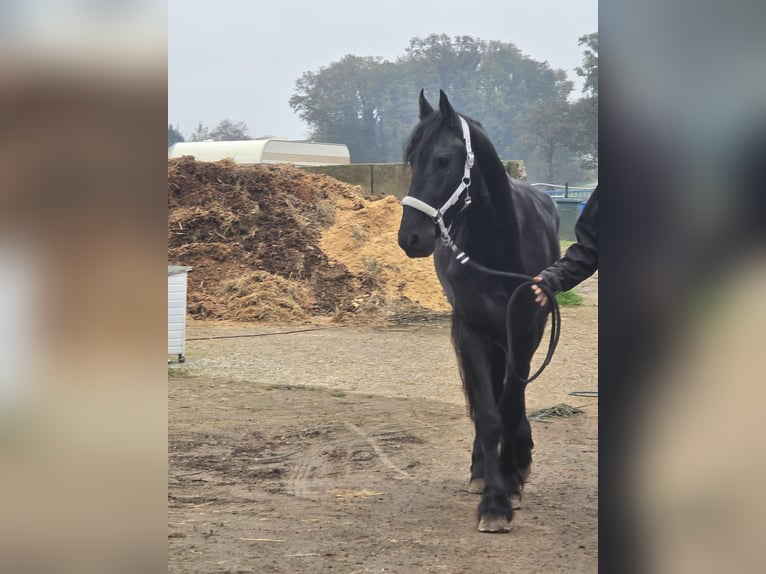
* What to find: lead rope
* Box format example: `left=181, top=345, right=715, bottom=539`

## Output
left=440, top=234, right=561, bottom=385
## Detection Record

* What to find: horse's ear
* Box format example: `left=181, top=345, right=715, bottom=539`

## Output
left=418, top=89, right=434, bottom=120
left=438, top=89, right=458, bottom=125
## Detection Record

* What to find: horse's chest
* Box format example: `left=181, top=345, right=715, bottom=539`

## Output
left=435, top=254, right=508, bottom=339
left=453, top=283, right=507, bottom=332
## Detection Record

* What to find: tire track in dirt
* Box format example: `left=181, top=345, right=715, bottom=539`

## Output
left=288, top=443, right=334, bottom=499
left=344, top=422, right=413, bottom=480
left=287, top=423, right=416, bottom=499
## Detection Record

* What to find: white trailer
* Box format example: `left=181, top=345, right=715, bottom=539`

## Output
left=168, top=139, right=350, bottom=166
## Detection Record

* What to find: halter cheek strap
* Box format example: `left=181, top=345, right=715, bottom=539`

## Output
left=402, top=115, right=474, bottom=259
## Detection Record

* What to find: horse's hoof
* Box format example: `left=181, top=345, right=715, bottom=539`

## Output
left=478, top=515, right=512, bottom=533
left=467, top=478, right=485, bottom=494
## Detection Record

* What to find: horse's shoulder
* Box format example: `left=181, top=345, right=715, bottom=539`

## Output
left=510, top=178, right=549, bottom=200
left=506, top=179, right=552, bottom=213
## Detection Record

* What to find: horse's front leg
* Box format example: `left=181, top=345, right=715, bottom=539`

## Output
left=468, top=345, right=507, bottom=494
left=498, top=349, right=533, bottom=495
left=499, top=317, right=547, bottom=489
left=453, top=317, right=513, bottom=532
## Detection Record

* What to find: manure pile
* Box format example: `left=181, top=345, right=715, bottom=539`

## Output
left=168, top=157, right=450, bottom=324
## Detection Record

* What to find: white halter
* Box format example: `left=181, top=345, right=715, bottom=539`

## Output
left=402, top=115, right=474, bottom=263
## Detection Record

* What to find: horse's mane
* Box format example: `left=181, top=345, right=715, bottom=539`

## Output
left=403, top=111, right=486, bottom=166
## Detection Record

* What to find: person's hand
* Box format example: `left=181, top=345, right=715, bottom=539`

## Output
left=531, top=276, right=548, bottom=307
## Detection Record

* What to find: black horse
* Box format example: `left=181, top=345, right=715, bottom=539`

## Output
left=398, top=90, right=560, bottom=532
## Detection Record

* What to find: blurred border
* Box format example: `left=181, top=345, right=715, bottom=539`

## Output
left=0, top=2, right=168, bottom=572
left=601, top=0, right=766, bottom=571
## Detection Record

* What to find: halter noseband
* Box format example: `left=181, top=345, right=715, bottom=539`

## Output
left=402, top=115, right=474, bottom=263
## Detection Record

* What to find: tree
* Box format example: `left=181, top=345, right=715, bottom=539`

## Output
left=400, top=35, right=563, bottom=160
left=289, top=34, right=589, bottom=175
left=570, top=33, right=598, bottom=170
left=569, top=96, right=598, bottom=170
left=576, top=33, right=598, bottom=98
left=208, top=119, right=251, bottom=141
left=189, top=122, right=210, bottom=142
left=290, top=55, right=394, bottom=163
left=168, top=124, right=185, bottom=147
left=517, top=80, right=576, bottom=183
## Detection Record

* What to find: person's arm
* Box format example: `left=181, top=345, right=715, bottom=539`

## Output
left=532, top=186, right=598, bottom=306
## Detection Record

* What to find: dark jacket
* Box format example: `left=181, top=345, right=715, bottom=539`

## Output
left=539, top=185, right=598, bottom=293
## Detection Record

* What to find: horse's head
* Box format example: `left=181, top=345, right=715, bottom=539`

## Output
left=398, top=90, right=474, bottom=258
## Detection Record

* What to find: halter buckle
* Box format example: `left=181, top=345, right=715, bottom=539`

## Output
left=466, top=151, right=475, bottom=168
left=436, top=217, right=452, bottom=246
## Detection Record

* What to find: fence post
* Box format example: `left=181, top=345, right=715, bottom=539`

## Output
left=565, top=182, right=569, bottom=198
left=370, top=164, right=374, bottom=196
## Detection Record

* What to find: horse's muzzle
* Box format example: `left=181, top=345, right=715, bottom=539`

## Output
left=397, top=227, right=435, bottom=258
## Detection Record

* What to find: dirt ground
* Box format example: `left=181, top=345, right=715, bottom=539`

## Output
left=168, top=276, right=597, bottom=573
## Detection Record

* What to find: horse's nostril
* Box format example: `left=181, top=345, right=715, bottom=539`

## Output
left=409, top=234, right=421, bottom=249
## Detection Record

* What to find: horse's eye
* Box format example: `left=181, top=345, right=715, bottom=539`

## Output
left=435, top=156, right=450, bottom=168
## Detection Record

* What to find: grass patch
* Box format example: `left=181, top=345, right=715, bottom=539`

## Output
left=545, top=240, right=587, bottom=307
left=528, top=403, right=583, bottom=421
left=556, top=290, right=583, bottom=307
left=168, top=367, right=188, bottom=378
left=168, top=532, right=186, bottom=539
left=330, top=390, right=347, bottom=398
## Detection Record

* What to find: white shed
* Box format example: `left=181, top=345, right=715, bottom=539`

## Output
left=168, top=265, right=192, bottom=363
left=168, top=139, right=350, bottom=166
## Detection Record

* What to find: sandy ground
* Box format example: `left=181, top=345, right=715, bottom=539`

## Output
left=169, top=276, right=598, bottom=573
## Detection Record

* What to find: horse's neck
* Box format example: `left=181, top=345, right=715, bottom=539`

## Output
left=461, top=164, right=523, bottom=270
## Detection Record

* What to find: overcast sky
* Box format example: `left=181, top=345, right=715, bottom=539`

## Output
left=169, top=0, right=597, bottom=140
